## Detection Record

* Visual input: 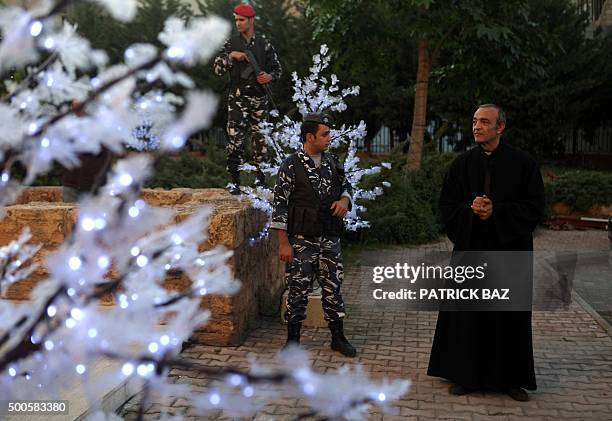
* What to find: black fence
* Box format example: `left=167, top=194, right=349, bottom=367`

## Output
left=564, top=122, right=612, bottom=155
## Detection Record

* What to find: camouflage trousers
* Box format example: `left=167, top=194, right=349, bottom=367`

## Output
left=226, top=88, right=269, bottom=173
left=285, top=235, right=346, bottom=324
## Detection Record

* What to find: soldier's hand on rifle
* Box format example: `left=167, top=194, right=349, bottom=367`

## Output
left=229, top=51, right=247, bottom=61
left=256, top=71, right=272, bottom=85
left=330, top=197, right=350, bottom=218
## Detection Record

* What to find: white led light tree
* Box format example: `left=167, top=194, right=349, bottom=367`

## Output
left=237, top=44, right=391, bottom=238
left=0, top=2, right=409, bottom=419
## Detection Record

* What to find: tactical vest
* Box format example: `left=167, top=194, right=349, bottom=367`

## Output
left=229, top=34, right=268, bottom=96
left=286, top=154, right=345, bottom=237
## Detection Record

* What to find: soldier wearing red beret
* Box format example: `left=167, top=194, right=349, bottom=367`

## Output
left=214, top=3, right=282, bottom=194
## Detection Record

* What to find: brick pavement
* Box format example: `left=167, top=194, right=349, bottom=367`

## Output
left=121, top=229, right=612, bottom=420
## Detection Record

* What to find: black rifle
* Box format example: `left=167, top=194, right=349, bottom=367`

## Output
left=242, top=49, right=277, bottom=110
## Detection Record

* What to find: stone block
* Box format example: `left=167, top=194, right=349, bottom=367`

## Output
left=1, top=187, right=284, bottom=346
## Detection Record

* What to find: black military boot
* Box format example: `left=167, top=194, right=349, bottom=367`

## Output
left=282, top=322, right=301, bottom=350
left=228, top=170, right=241, bottom=195
left=329, top=319, right=356, bottom=357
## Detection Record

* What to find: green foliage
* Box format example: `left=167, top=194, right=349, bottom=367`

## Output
left=544, top=169, right=612, bottom=212
left=146, top=137, right=229, bottom=189
left=66, top=0, right=192, bottom=63
left=345, top=148, right=454, bottom=245
left=308, top=0, right=612, bottom=159
left=430, top=0, right=612, bottom=156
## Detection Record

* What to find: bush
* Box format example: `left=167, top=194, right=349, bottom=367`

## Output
left=146, top=137, right=229, bottom=189
left=344, top=149, right=454, bottom=245
left=545, top=169, right=612, bottom=212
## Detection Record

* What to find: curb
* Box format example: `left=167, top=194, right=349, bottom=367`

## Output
left=572, top=290, right=612, bottom=336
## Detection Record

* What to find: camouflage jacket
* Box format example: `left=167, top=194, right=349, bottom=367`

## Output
left=271, top=148, right=353, bottom=231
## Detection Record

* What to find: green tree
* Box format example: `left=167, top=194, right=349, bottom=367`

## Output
left=307, top=0, right=543, bottom=171
left=429, top=0, right=612, bottom=157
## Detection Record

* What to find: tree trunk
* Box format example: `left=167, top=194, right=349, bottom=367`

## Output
left=406, top=37, right=430, bottom=172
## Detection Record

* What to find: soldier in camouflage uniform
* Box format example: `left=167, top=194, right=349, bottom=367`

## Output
left=271, top=112, right=357, bottom=357
left=213, top=3, right=282, bottom=194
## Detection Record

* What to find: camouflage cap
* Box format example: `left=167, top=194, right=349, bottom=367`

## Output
left=303, top=112, right=334, bottom=128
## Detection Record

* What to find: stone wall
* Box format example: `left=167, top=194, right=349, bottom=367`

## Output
left=0, top=187, right=285, bottom=346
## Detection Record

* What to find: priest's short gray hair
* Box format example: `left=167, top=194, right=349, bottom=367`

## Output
left=477, top=104, right=506, bottom=128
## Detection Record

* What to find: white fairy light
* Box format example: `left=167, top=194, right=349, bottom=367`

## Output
left=209, top=392, right=221, bottom=405
left=128, top=206, right=139, bottom=218
left=136, top=255, right=148, bottom=267
left=94, top=218, right=106, bottom=230
left=76, top=364, right=86, bottom=375
left=67, top=288, right=76, bottom=297
left=148, top=342, right=159, bottom=353
left=378, top=392, right=386, bottom=401
left=65, top=318, right=76, bottom=329
left=130, top=246, right=140, bottom=257
left=119, top=173, right=133, bottom=186
left=46, top=305, right=57, bottom=317
left=29, top=21, right=43, bottom=37
left=303, top=383, right=315, bottom=395
left=170, top=135, right=185, bottom=148
left=68, top=256, right=82, bottom=271
left=87, top=328, right=98, bottom=338
left=136, top=364, right=149, bottom=376
left=121, top=363, right=134, bottom=376
left=1, top=172, right=9, bottom=183
left=160, top=335, right=170, bottom=346
left=171, top=234, right=182, bottom=245
left=43, top=37, right=55, bottom=50
left=166, top=46, right=185, bottom=59
left=229, top=374, right=242, bottom=386
left=199, top=288, right=207, bottom=296
left=44, top=340, right=54, bottom=351
left=8, top=368, right=17, bottom=377
left=97, top=256, right=110, bottom=269
left=242, top=386, right=254, bottom=398
left=81, top=217, right=95, bottom=231
left=70, top=308, right=84, bottom=321
left=40, top=137, right=50, bottom=148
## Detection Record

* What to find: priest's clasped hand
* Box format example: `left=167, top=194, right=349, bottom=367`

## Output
left=471, top=195, right=493, bottom=220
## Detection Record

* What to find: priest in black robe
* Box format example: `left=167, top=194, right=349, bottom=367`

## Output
left=427, top=104, right=545, bottom=401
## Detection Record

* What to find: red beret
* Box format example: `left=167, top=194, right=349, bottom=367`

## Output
left=233, top=4, right=256, bottom=17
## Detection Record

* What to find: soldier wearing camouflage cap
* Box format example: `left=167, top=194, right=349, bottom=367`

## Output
left=213, top=3, right=282, bottom=194
left=271, top=112, right=357, bottom=357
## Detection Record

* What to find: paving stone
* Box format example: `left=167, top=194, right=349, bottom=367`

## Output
left=120, top=230, right=612, bottom=421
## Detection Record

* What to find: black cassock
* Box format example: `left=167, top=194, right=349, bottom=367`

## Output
left=427, top=141, right=545, bottom=391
